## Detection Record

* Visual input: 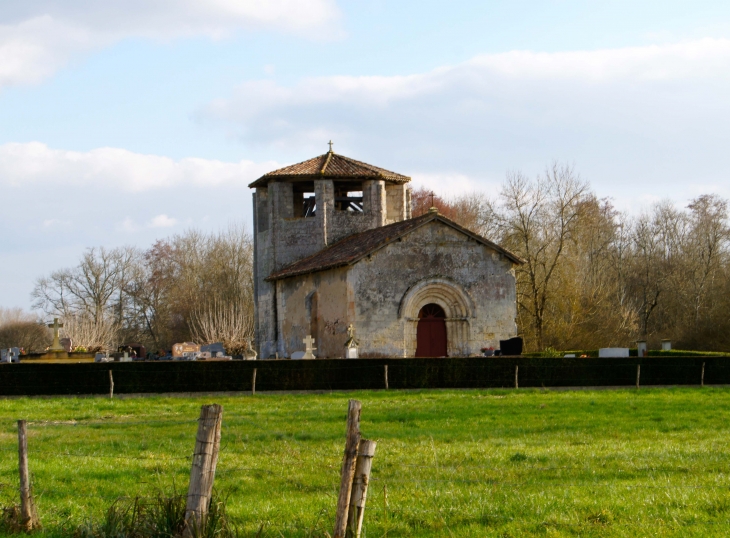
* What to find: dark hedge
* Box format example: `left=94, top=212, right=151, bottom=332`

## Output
left=0, top=356, right=729, bottom=396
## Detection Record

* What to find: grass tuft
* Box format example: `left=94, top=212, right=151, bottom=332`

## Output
left=73, top=492, right=234, bottom=538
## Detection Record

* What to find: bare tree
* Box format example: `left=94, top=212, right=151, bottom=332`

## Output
left=32, top=247, right=136, bottom=323
left=61, top=313, right=119, bottom=352
left=495, top=163, right=588, bottom=351
left=0, top=322, right=50, bottom=352
left=190, top=299, right=254, bottom=355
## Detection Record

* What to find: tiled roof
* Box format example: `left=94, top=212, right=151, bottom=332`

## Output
left=267, top=211, right=524, bottom=281
left=248, top=151, right=411, bottom=188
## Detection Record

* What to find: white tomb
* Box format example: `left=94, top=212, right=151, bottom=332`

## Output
left=598, top=348, right=629, bottom=358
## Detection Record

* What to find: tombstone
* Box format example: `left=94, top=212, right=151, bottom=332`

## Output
left=59, top=338, right=73, bottom=353
left=344, top=324, right=359, bottom=359
left=636, top=340, right=647, bottom=358
left=95, top=352, right=113, bottom=363
left=661, top=339, right=672, bottom=351
left=564, top=353, right=576, bottom=358
left=7, top=347, right=20, bottom=363
left=598, top=348, right=629, bottom=358
left=198, top=351, right=212, bottom=359
left=172, top=342, right=200, bottom=357
left=302, top=335, right=317, bottom=360
left=243, top=342, right=258, bottom=361
left=47, top=317, right=65, bottom=352
left=290, top=351, right=306, bottom=360
left=181, top=351, right=199, bottom=361
left=0, top=349, right=8, bottom=363
left=201, top=342, right=225, bottom=355
left=123, top=342, right=146, bottom=358
left=120, top=351, right=133, bottom=362
left=499, top=337, right=523, bottom=356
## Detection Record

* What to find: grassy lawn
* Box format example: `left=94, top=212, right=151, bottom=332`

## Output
left=0, top=388, right=729, bottom=537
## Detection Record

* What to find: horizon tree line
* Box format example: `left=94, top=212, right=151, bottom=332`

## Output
left=2, top=164, right=728, bottom=354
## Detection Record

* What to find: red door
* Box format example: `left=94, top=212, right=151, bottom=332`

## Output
left=415, top=304, right=447, bottom=357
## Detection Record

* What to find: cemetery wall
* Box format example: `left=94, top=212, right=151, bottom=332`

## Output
left=0, top=356, right=729, bottom=396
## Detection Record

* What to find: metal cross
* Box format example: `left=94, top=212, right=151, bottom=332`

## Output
left=328, top=140, right=334, bottom=152
left=429, top=191, right=436, bottom=207
left=347, top=324, right=355, bottom=339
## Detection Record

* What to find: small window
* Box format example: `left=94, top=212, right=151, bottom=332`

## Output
left=292, top=181, right=315, bottom=218
left=334, top=182, right=363, bottom=212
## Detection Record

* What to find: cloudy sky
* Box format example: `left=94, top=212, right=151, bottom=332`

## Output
left=2, top=0, right=730, bottom=310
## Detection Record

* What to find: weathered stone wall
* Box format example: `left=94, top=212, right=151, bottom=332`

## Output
left=385, top=183, right=408, bottom=224
left=347, top=220, right=517, bottom=357
left=275, top=267, right=350, bottom=358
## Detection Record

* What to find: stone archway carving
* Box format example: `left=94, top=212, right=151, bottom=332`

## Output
left=399, top=278, right=474, bottom=357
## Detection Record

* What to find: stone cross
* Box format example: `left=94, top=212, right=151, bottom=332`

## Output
left=47, top=317, right=65, bottom=352
left=303, top=335, right=317, bottom=360
left=328, top=140, right=334, bottom=152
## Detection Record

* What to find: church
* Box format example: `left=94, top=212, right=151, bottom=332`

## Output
left=250, top=147, right=523, bottom=359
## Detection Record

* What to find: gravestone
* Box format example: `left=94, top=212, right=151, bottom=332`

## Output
left=47, top=317, right=65, bottom=352
left=598, top=348, right=629, bottom=358
left=661, top=339, right=672, bottom=351
left=201, top=342, right=225, bottom=355
left=637, top=340, right=647, bottom=357
left=94, top=352, right=112, bottom=363
left=172, top=342, right=200, bottom=357
left=291, top=351, right=306, bottom=360
left=302, top=335, right=317, bottom=360
left=59, top=338, right=73, bottom=353
left=344, top=324, right=360, bottom=359
left=499, top=337, right=523, bottom=356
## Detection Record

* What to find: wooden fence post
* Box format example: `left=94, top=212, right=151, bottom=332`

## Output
left=184, top=404, right=223, bottom=538
left=17, top=420, right=39, bottom=531
left=333, top=400, right=362, bottom=538
left=636, top=364, right=640, bottom=389
left=252, top=368, right=257, bottom=395
left=515, top=365, right=519, bottom=389
left=347, top=439, right=377, bottom=538
left=701, top=362, right=705, bottom=387
left=384, top=365, right=389, bottom=390
left=109, top=370, right=114, bottom=399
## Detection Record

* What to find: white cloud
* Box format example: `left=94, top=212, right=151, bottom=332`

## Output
left=148, top=214, right=177, bottom=228
left=0, top=0, right=340, bottom=89
left=410, top=172, right=486, bottom=199
left=201, top=38, right=730, bottom=204
left=0, top=142, right=279, bottom=192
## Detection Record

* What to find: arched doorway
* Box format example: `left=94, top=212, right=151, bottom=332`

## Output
left=416, top=303, right=447, bottom=357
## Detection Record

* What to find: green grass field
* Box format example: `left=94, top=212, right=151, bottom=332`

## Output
left=1, top=388, right=729, bottom=537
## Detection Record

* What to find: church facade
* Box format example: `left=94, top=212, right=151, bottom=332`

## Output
left=250, top=149, right=522, bottom=359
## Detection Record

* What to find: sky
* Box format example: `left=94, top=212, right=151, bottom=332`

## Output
left=2, top=0, right=730, bottom=311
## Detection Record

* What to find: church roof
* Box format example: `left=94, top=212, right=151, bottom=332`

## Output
left=248, top=151, right=411, bottom=188
left=266, top=211, right=524, bottom=281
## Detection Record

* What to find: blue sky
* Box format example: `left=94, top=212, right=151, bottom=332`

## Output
left=2, top=0, right=730, bottom=310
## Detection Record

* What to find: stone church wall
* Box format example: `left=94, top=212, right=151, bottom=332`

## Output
left=275, top=267, right=350, bottom=358
left=348, top=221, right=517, bottom=357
